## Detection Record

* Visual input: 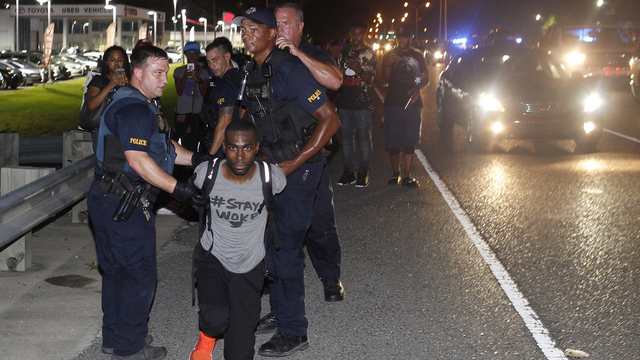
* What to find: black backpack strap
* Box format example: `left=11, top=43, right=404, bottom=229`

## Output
left=193, top=158, right=220, bottom=306
left=198, top=158, right=220, bottom=240
left=257, top=161, right=280, bottom=251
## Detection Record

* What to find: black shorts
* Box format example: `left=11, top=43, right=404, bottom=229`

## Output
left=384, top=106, right=422, bottom=150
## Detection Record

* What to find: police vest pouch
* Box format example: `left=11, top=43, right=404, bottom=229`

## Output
left=103, top=134, right=127, bottom=173
left=249, top=103, right=318, bottom=163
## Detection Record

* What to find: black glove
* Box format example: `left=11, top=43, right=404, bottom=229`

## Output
left=172, top=175, right=208, bottom=207
left=192, top=152, right=214, bottom=167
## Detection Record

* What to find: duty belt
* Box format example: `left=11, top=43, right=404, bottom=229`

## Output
left=95, top=171, right=161, bottom=222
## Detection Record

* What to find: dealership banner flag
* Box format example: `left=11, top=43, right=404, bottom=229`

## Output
left=43, top=23, right=55, bottom=68
left=139, top=23, right=148, bottom=40
left=107, top=23, right=117, bottom=47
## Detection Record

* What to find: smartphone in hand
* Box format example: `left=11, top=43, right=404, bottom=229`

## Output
left=187, top=63, right=195, bottom=71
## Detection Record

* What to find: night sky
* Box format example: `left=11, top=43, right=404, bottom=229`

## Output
left=9, top=0, right=640, bottom=43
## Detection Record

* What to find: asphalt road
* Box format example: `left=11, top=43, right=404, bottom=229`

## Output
left=422, top=65, right=640, bottom=359
left=65, top=64, right=640, bottom=360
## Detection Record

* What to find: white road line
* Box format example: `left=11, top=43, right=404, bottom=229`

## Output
left=414, top=149, right=567, bottom=360
left=603, top=128, right=640, bottom=144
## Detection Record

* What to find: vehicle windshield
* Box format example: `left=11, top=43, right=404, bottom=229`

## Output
left=562, top=27, right=632, bottom=46
left=473, top=53, right=567, bottom=80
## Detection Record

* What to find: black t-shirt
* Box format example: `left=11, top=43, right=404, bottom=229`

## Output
left=299, top=41, right=336, bottom=67
left=337, top=46, right=377, bottom=111
left=384, top=47, right=427, bottom=108
left=200, top=68, right=241, bottom=129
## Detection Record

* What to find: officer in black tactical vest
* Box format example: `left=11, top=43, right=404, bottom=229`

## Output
left=88, top=45, right=211, bottom=360
left=232, top=6, right=341, bottom=357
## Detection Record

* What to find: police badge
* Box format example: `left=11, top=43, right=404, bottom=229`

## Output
left=157, top=115, right=167, bottom=132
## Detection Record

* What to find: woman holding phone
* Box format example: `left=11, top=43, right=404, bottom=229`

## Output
left=84, top=46, right=130, bottom=150
left=86, top=46, right=130, bottom=112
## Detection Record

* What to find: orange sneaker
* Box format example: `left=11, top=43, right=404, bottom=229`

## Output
left=190, top=331, right=217, bottom=360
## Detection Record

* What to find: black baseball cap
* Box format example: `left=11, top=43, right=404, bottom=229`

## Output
left=232, top=6, right=277, bottom=29
left=395, top=24, right=413, bottom=38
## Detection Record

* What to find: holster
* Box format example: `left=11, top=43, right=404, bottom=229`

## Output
left=96, top=172, right=160, bottom=222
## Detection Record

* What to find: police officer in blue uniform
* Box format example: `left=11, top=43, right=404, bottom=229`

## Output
left=203, top=37, right=242, bottom=157
left=88, top=45, right=210, bottom=360
left=233, top=7, right=341, bottom=357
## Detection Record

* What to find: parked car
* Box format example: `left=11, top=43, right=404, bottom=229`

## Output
left=0, top=62, right=25, bottom=89
left=436, top=47, right=604, bottom=152
left=67, top=54, right=99, bottom=71
left=0, top=59, right=41, bottom=85
left=51, top=55, right=85, bottom=77
left=0, top=50, right=14, bottom=59
left=11, top=51, right=69, bottom=81
left=630, top=44, right=640, bottom=102
left=538, top=24, right=635, bottom=87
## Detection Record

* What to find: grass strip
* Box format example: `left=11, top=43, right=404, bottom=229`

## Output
left=0, top=64, right=180, bottom=138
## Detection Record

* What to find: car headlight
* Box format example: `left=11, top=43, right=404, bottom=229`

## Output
left=434, top=51, right=444, bottom=59
left=584, top=121, right=596, bottom=133
left=385, top=43, right=391, bottom=51
left=565, top=52, right=586, bottom=66
left=479, top=93, right=504, bottom=111
left=372, top=43, right=380, bottom=51
left=584, top=92, right=602, bottom=113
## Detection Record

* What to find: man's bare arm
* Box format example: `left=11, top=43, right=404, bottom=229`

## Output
left=208, top=106, right=234, bottom=155
left=125, top=151, right=178, bottom=193
left=277, top=37, right=343, bottom=91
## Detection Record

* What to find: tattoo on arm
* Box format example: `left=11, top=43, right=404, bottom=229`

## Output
left=220, top=106, right=233, bottom=116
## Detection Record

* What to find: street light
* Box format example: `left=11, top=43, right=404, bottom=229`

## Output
left=181, top=8, right=187, bottom=44
left=440, top=0, right=448, bottom=40
left=36, top=0, right=51, bottom=26
left=199, top=17, right=207, bottom=44
left=105, top=4, right=116, bottom=24
left=36, top=0, right=51, bottom=82
left=173, top=0, right=177, bottom=40
left=404, top=1, right=430, bottom=39
left=15, top=0, right=19, bottom=51
left=148, top=11, right=157, bottom=45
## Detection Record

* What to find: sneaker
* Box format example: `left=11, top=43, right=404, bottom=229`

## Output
left=388, top=173, right=401, bottom=185
left=190, top=331, right=217, bottom=360
left=256, top=312, right=279, bottom=335
left=355, top=170, right=369, bottom=188
left=402, top=177, right=420, bottom=188
left=258, top=332, right=309, bottom=357
left=103, top=334, right=154, bottom=355
left=111, top=344, right=167, bottom=360
left=337, top=170, right=356, bottom=186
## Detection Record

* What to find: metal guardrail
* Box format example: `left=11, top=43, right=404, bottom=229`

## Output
left=0, top=155, right=95, bottom=249
left=19, top=134, right=64, bottom=164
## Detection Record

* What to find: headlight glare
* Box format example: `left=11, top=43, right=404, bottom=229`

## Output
left=479, top=93, right=503, bottom=111
left=434, top=51, right=444, bottom=59
left=565, top=52, right=586, bottom=66
left=492, top=122, right=503, bottom=133
left=584, top=122, right=595, bottom=133
left=584, top=92, right=602, bottom=113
